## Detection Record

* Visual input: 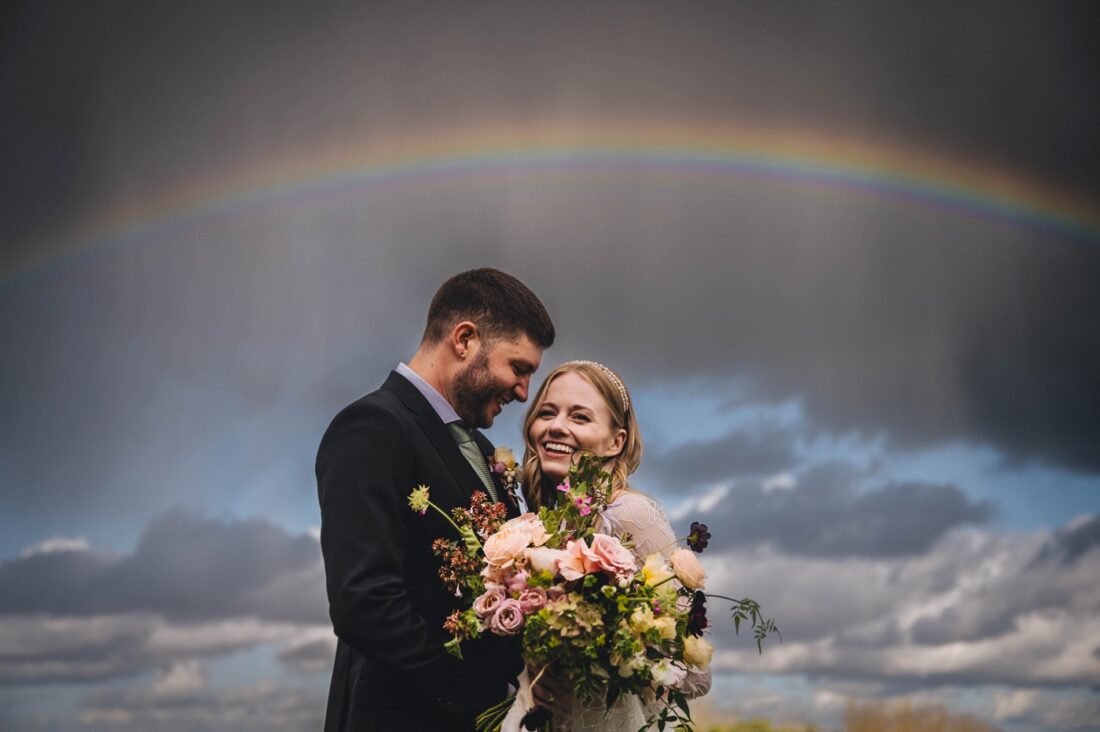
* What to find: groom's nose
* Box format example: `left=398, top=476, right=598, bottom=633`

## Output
left=513, top=376, right=530, bottom=402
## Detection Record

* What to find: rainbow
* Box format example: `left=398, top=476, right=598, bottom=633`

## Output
left=6, top=123, right=1099, bottom=287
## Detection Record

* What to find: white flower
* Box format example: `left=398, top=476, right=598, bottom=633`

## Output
left=650, top=659, right=687, bottom=689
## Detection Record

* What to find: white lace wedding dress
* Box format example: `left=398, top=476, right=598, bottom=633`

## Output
left=501, top=492, right=711, bottom=732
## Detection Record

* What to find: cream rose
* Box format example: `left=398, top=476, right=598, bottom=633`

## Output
left=669, top=548, right=706, bottom=590
left=683, top=635, right=714, bottom=669
left=483, top=529, right=531, bottom=570
left=589, top=533, right=637, bottom=580
left=525, top=545, right=566, bottom=575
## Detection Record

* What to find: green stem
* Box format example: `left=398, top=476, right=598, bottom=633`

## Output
left=428, top=500, right=482, bottom=549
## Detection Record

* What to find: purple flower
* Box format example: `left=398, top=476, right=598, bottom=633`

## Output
left=687, top=521, right=711, bottom=553
left=489, top=598, right=525, bottom=635
left=518, top=587, right=548, bottom=614
left=473, top=587, right=506, bottom=619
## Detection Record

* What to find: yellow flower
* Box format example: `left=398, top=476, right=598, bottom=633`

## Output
left=683, top=636, right=714, bottom=669
left=408, top=485, right=431, bottom=515
left=492, top=446, right=517, bottom=469
left=642, top=554, right=674, bottom=586
left=652, top=614, right=677, bottom=640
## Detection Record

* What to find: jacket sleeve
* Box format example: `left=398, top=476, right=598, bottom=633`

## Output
left=316, top=404, right=455, bottom=696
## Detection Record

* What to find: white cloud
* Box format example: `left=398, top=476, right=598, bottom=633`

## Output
left=19, top=535, right=90, bottom=558
left=762, top=472, right=797, bottom=493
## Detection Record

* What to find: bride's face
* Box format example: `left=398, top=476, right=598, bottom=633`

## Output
left=528, top=371, right=626, bottom=482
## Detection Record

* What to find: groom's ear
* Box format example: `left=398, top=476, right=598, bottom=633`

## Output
left=449, top=320, right=480, bottom=360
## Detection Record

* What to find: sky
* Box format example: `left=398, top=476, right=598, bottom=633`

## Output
left=2, top=2, right=1099, bottom=730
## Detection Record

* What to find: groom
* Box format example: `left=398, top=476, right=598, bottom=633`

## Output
left=317, top=268, right=555, bottom=731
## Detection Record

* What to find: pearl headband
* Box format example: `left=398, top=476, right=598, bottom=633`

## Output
left=563, top=360, right=630, bottom=412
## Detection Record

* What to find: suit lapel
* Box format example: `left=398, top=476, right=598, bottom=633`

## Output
left=382, top=371, right=485, bottom=507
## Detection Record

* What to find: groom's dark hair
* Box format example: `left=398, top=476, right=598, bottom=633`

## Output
left=423, top=268, right=555, bottom=347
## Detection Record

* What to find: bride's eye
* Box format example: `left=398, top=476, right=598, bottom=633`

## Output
left=573, top=413, right=591, bottom=423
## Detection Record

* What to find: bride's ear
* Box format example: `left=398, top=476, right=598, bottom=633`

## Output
left=606, top=428, right=627, bottom=456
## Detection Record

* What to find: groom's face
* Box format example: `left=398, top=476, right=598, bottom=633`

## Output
left=452, top=333, right=542, bottom=429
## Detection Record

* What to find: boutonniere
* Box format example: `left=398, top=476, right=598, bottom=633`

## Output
left=488, top=446, right=518, bottom=500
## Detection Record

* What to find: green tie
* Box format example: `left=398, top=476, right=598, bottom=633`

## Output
left=448, top=421, right=499, bottom=501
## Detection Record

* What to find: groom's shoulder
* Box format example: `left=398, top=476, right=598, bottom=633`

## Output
left=324, top=381, right=408, bottom=433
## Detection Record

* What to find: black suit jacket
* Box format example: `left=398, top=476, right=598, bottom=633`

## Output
left=316, top=371, right=523, bottom=731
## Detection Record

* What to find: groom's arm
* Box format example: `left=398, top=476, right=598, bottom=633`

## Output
left=316, top=404, right=459, bottom=702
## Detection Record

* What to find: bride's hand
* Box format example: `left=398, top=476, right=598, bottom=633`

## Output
left=529, top=665, right=569, bottom=710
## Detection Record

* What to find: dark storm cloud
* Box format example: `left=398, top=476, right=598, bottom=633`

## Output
left=645, top=424, right=796, bottom=492
left=0, top=1, right=1097, bottom=542
left=686, top=462, right=992, bottom=557
left=0, top=511, right=326, bottom=623
left=3, top=2, right=1098, bottom=258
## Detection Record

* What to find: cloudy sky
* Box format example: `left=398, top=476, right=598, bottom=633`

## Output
left=2, top=2, right=1098, bottom=730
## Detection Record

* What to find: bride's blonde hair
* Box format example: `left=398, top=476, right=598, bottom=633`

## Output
left=520, top=361, right=643, bottom=511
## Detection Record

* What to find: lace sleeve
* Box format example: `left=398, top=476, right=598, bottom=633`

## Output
left=598, top=492, right=677, bottom=560
left=599, top=492, right=712, bottom=700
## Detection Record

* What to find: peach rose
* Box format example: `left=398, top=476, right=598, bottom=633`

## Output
left=557, top=539, right=602, bottom=581
left=499, top=513, right=550, bottom=547
left=483, top=529, right=531, bottom=570
left=669, top=548, right=706, bottom=590
left=589, top=533, right=637, bottom=580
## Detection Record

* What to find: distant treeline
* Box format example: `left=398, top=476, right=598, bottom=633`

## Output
left=703, top=699, right=1001, bottom=732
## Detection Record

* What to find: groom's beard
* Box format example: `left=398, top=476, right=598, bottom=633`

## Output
left=452, top=349, right=497, bottom=429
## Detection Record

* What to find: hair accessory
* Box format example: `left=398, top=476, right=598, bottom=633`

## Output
left=564, top=360, right=630, bottom=412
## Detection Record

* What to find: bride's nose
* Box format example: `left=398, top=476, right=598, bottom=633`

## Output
left=547, top=413, right=569, bottom=435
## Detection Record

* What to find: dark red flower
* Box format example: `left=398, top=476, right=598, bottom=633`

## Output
left=687, top=521, right=711, bottom=553
left=687, top=590, right=709, bottom=637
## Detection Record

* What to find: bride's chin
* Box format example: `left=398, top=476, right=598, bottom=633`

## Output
left=539, top=463, right=568, bottom=484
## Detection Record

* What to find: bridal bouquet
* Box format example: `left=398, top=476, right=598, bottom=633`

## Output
left=408, top=454, right=777, bottom=732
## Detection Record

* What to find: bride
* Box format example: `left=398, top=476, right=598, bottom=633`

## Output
left=501, top=360, right=710, bottom=732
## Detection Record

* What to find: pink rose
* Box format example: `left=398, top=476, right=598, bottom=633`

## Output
left=589, top=534, right=637, bottom=580
left=557, top=539, right=601, bottom=581
left=473, top=587, right=506, bottom=619
left=499, top=513, right=550, bottom=548
left=518, top=587, right=548, bottom=614
left=504, top=569, right=530, bottom=594
left=489, top=598, right=525, bottom=635
left=546, top=586, right=566, bottom=602
left=483, top=529, right=531, bottom=570
left=525, top=546, right=566, bottom=576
